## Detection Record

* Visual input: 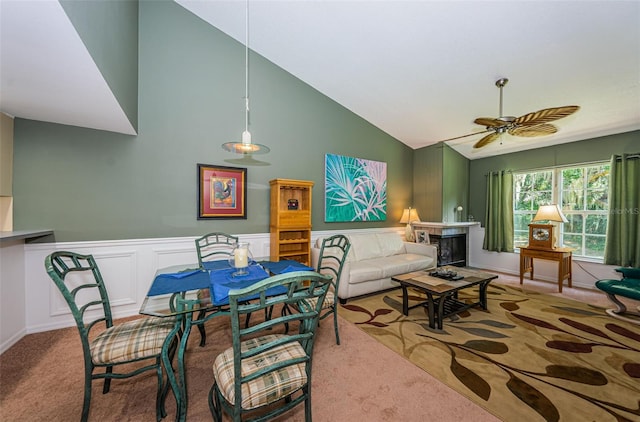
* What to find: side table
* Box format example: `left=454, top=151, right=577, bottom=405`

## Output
left=519, top=246, right=572, bottom=292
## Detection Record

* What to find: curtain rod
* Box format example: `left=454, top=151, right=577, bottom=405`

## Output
left=509, top=157, right=617, bottom=174
left=613, top=153, right=640, bottom=160
left=485, top=154, right=639, bottom=176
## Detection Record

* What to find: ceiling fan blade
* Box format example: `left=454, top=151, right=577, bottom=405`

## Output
left=515, top=105, right=580, bottom=127
left=509, top=124, right=558, bottom=137
left=473, top=132, right=500, bottom=149
left=439, top=129, right=491, bottom=143
left=474, top=117, right=504, bottom=127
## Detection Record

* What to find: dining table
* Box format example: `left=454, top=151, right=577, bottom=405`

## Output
left=139, top=258, right=315, bottom=422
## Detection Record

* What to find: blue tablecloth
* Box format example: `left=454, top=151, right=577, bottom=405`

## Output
left=147, top=268, right=210, bottom=296
left=209, top=265, right=277, bottom=305
left=147, top=261, right=302, bottom=305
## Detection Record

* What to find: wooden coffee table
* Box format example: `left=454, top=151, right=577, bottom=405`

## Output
left=392, top=267, right=498, bottom=329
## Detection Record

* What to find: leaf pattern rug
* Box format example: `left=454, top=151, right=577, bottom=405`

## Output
left=339, top=283, right=640, bottom=422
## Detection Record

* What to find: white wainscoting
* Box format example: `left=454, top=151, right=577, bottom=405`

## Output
left=3, top=225, right=619, bottom=354
left=5, top=228, right=398, bottom=354
left=24, top=233, right=270, bottom=336
left=0, top=239, right=28, bottom=354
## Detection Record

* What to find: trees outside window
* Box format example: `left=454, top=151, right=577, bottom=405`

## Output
left=513, top=163, right=610, bottom=259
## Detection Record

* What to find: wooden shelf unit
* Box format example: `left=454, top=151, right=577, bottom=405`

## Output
left=269, top=179, right=314, bottom=265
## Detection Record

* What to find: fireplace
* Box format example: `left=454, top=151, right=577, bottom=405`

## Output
left=410, top=222, right=479, bottom=268
left=429, top=233, right=466, bottom=267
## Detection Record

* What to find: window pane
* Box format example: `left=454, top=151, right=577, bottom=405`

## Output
left=564, top=214, right=583, bottom=233
left=562, top=168, right=584, bottom=190
left=534, top=172, right=553, bottom=190
left=562, top=189, right=584, bottom=210
left=534, top=191, right=552, bottom=208
left=563, top=234, right=583, bottom=255
left=585, top=214, right=607, bottom=235
left=587, top=189, right=608, bottom=210
left=514, top=174, right=532, bottom=191
left=587, top=165, right=609, bottom=190
left=515, top=192, right=533, bottom=211
left=514, top=233, right=528, bottom=247
left=514, top=213, right=533, bottom=230
left=585, top=235, right=606, bottom=258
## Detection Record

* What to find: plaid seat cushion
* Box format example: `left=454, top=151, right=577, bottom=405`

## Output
left=299, top=290, right=333, bottom=311
left=90, top=316, right=176, bottom=365
left=213, top=334, right=308, bottom=410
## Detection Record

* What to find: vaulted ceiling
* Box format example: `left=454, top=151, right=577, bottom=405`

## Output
left=2, top=1, right=639, bottom=159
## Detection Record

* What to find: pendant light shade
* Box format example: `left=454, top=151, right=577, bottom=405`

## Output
left=221, top=0, right=269, bottom=155
left=222, top=131, right=270, bottom=154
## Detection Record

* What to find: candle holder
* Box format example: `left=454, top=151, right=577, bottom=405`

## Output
left=229, top=242, right=252, bottom=277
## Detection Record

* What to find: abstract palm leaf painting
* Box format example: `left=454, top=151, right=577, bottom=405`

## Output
left=325, top=154, right=387, bottom=222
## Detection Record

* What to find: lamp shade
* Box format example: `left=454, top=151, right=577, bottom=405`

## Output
left=400, top=207, right=420, bottom=223
left=532, top=204, right=568, bottom=223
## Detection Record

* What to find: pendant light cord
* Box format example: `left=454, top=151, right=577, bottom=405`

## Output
left=244, top=0, right=250, bottom=134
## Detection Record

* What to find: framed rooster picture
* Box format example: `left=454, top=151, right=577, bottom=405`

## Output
left=197, top=164, right=247, bottom=219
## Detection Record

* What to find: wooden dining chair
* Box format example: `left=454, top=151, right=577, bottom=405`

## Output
left=194, top=232, right=238, bottom=346
left=45, top=251, right=177, bottom=422
left=208, top=270, right=332, bottom=422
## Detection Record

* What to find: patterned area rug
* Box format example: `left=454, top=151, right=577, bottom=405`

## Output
left=339, top=283, right=640, bottom=422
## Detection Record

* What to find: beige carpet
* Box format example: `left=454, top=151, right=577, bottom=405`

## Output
left=0, top=306, right=498, bottom=421
left=339, top=282, right=640, bottom=422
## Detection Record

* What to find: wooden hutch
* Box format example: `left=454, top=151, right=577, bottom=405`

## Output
left=269, top=179, right=314, bottom=265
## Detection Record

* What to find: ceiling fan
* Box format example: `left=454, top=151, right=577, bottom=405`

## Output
left=447, top=78, right=580, bottom=149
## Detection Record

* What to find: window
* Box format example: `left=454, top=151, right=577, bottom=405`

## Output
left=513, top=163, right=610, bottom=259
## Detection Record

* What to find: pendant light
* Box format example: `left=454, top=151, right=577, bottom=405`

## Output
left=222, top=0, right=270, bottom=154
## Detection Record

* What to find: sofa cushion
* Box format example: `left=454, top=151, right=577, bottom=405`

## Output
left=374, top=254, right=435, bottom=278
left=314, top=236, right=355, bottom=262
left=375, top=233, right=405, bottom=257
left=347, top=234, right=382, bottom=261
left=347, top=261, right=384, bottom=284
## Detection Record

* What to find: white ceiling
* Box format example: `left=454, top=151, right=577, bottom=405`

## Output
left=1, top=0, right=639, bottom=159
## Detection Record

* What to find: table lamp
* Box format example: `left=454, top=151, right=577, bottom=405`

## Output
left=400, top=207, right=420, bottom=242
left=531, top=204, right=568, bottom=249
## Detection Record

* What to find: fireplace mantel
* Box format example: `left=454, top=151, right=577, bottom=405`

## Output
left=411, top=221, right=479, bottom=235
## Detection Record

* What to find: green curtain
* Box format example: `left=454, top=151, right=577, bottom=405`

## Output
left=604, top=153, right=640, bottom=267
left=483, top=170, right=514, bottom=252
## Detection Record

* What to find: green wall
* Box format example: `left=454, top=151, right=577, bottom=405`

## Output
left=413, top=143, right=443, bottom=221
left=413, top=142, right=469, bottom=222
left=468, top=130, right=640, bottom=225
left=12, top=0, right=413, bottom=242
left=442, top=145, right=469, bottom=223
left=60, top=0, right=139, bottom=131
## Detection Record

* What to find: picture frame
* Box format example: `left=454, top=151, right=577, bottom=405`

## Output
left=415, top=230, right=430, bottom=244
left=197, top=163, right=247, bottom=219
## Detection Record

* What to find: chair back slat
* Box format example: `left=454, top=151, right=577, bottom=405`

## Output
left=45, top=251, right=114, bottom=347
left=317, top=234, right=351, bottom=291
left=195, top=232, right=238, bottom=267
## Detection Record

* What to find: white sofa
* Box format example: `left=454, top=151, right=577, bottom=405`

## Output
left=311, top=232, right=438, bottom=303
